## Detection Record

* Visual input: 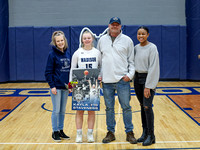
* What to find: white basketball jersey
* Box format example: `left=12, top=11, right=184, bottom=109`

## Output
left=77, top=48, right=100, bottom=69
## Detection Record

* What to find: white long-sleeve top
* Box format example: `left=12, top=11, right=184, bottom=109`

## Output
left=134, top=42, right=160, bottom=89
left=97, top=31, right=135, bottom=83
left=69, top=47, right=101, bottom=81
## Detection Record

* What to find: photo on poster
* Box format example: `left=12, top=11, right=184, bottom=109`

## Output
left=72, top=68, right=100, bottom=111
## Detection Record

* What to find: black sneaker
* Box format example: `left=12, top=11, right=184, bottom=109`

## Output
left=52, top=131, right=61, bottom=142
left=59, top=130, right=70, bottom=140
left=102, top=131, right=116, bottom=143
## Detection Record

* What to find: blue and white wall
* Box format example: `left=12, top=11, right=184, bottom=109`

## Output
left=0, top=0, right=199, bottom=82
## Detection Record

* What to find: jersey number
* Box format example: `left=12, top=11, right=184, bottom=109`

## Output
left=86, top=64, right=92, bottom=68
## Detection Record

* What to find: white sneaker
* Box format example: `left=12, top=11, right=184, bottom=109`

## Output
left=76, top=130, right=82, bottom=143
left=87, top=131, right=94, bottom=143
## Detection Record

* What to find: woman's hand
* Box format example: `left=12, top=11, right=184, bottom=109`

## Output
left=51, top=87, right=57, bottom=95
left=68, top=89, right=72, bottom=93
left=144, top=88, right=151, bottom=98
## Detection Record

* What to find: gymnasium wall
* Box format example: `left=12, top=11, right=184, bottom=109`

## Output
left=2, top=0, right=200, bottom=81
left=9, top=25, right=186, bottom=81
left=8, top=0, right=186, bottom=27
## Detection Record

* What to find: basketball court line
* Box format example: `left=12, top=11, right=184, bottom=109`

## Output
left=166, top=95, right=200, bottom=126
left=0, top=97, right=28, bottom=121
left=0, top=140, right=200, bottom=144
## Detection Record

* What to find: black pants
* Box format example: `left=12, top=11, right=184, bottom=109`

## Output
left=134, top=72, right=155, bottom=131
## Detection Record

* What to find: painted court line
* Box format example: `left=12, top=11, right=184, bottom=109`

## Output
left=0, top=141, right=200, bottom=145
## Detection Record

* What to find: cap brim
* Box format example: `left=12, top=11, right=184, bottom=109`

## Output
left=110, top=21, right=121, bottom=24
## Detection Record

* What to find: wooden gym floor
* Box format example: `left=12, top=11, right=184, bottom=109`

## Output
left=0, top=81, right=200, bottom=150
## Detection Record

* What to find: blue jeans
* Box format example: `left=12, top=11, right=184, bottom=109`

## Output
left=50, top=89, right=69, bottom=132
left=102, top=79, right=133, bottom=133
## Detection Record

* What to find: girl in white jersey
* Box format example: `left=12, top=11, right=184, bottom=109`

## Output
left=134, top=26, right=160, bottom=146
left=70, top=30, right=101, bottom=143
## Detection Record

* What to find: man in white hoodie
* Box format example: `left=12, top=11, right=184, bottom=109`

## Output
left=97, top=17, right=137, bottom=144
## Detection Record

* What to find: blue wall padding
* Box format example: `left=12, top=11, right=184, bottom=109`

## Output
left=0, top=0, right=9, bottom=82
left=34, top=27, right=52, bottom=81
left=8, top=25, right=188, bottom=81
left=179, top=26, right=187, bottom=80
left=70, top=26, right=81, bottom=55
left=9, top=27, right=17, bottom=81
left=186, top=0, right=200, bottom=80
left=125, top=25, right=139, bottom=45
left=161, top=26, right=180, bottom=79
left=15, top=27, right=35, bottom=80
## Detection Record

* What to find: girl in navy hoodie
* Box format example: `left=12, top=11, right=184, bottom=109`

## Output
left=45, top=31, right=71, bottom=142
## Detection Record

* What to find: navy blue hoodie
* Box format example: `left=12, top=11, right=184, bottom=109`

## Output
left=45, top=46, right=71, bottom=89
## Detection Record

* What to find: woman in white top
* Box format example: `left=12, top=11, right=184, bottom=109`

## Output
left=70, top=30, right=101, bottom=143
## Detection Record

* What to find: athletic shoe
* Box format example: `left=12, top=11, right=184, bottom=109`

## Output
left=76, top=130, right=82, bottom=143
left=87, top=131, right=94, bottom=143
left=52, top=131, right=61, bottom=142
left=59, top=130, right=70, bottom=140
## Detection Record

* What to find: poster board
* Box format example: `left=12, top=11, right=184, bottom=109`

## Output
left=72, top=68, right=100, bottom=111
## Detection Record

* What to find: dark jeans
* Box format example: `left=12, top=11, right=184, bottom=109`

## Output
left=134, top=72, right=155, bottom=131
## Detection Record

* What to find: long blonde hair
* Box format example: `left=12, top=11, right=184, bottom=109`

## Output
left=50, top=31, right=68, bottom=50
